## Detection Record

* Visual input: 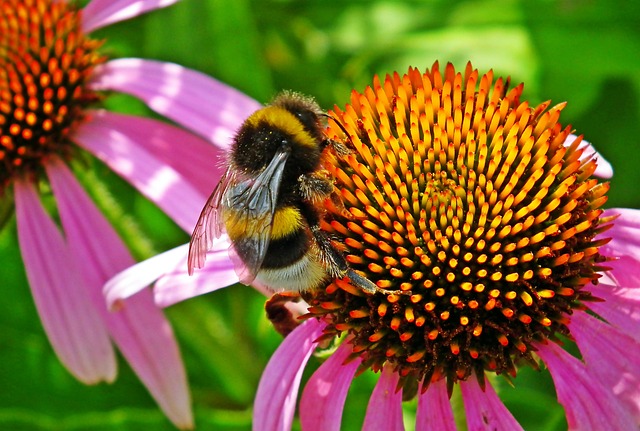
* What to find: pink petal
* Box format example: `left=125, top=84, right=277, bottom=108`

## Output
left=564, top=134, right=613, bottom=179
left=587, top=283, right=640, bottom=342
left=416, top=379, right=456, bottom=431
left=598, top=256, right=640, bottom=290
left=104, top=243, right=192, bottom=309
left=108, top=289, right=193, bottom=429
left=14, top=179, right=116, bottom=384
left=81, top=110, right=223, bottom=197
left=300, top=342, right=362, bottom=431
left=362, top=364, right=405, bottom=431
left=534, top=341, right=636, bottom=430
left=599, top=208, right=640, bottom=285
left=75, top=111, right=210, bottom=232
left=569, top=311, right=640, bottom=420
left=46, top=160, right=193, bottom=429
left=105, top=238, right=242, bottom=309
left=254, top=318, right=326, bottom=431
left=89, top=58, right=261, bottom=145
left=82, top=0, right=179, bottom=33
left=154, top=239, right=243, bottom=307
left=460, top=373, right=523, bottom=431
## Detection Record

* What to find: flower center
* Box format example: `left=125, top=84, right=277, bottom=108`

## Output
left=304, top=63, right=611, bottom=387
left=0, top=0, right=103, bottom=191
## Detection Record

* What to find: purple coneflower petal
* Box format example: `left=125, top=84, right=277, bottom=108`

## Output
left=90, top=58, right=261, bottom=145
left=534, top=341, right=636, bottom=430
left=602, top=208, right=640, bottom=253
left=598, top=256, right=640, bottom=288
left=14, top=179, right=116, bottom=384
left=460, top=373, right=523, bottom=431
left=46, top=160, right=193, bottom=429
left=599, top=208, right=640, bottom=285
left=362, top=364, right=405, bottom=431
left=104, top=243, right=191, bottom=309
left=254, top=318, right=326, bottom=431
left=586, top=284, right=640, bottom=344
left=153, top=239, right=242, bottom=307
left=564, top=134, right=613, bottom=179
left=80, top=110, right=222, bottom=197
left=569, top=311, right=640, bottom=420
left=82, top=0, right=180, bottom=33
left=415, top=379, right=456, bottom=431
left=300, top=342, right=362, bottom=431
left=104, top=238, right=241, bottom=309
left=108, top=290, right=193, bottom=429
left=75, top=111, right=209, bottom=232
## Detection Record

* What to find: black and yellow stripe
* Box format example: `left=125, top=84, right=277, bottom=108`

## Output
left=245, top=106, right=318, bottom=150
left=262, top=206, right=309, bottom=269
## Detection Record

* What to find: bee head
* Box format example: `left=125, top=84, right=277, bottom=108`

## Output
left=271, top=91, right=325, bottom=144
left=232, top=92, right=326, bottom=176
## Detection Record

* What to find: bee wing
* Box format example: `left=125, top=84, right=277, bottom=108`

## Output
left=188, top=167, right=235, bottom=275
left=224, top=147, right=291, bottom=285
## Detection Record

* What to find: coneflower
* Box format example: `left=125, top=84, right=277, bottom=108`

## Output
left=254, top=62, right=638, bottom=430
left=1, top=0, right=259, bottom=427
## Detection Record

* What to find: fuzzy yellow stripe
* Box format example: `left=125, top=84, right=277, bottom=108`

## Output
left=270, top=206, right=304, bottom=239
left=246, top=106, right=318, bottom=148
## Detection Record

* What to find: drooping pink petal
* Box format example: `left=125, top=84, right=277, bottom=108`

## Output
left=415, top=379, right=456, bottom=431
left=534, top=341, right=636, bottom=431
left=460, top=373, right=523, bottom=431
left=362, top=364, right=405, bottom=431
left=104, top=238, right=242, bottom=309
left=82, top=0, right=179, bottom=33
left=89, top=58, right=261, bottom=145
left=254, top=318, right=326, bottom=431
left=599, top=208, right=640, bottom=287
left=569, top=311, right=640, bottom=420
left=153, top=239, right=243, bottom=307
left=45, top=160, right=192, bottom=429
left=602, top=208, right=640, bottom=253
left=598, top=257, right=640, bottom=290
left=300, top=342, right=362, bottom=431
left=564, top=134, right=613, bottom=179
left=587, top=283, right=640, bottom=343
left=74, top=111, right=210, bottom=232
left=14, top=179, right=116, bottom=384
left=104, top=243, right=192, bottom=309
left=80, top=110, right=223, bottom=197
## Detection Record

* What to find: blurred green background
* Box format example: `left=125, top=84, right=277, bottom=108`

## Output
left=1, top=0, right=639, bottom=429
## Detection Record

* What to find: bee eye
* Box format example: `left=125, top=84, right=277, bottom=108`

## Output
left=295, top=110, right=317, bottom=126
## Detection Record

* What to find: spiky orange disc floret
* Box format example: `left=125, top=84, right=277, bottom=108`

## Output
left=0, top=0, right=104, bottom=192
left=303, top=62, right=612, bottom=387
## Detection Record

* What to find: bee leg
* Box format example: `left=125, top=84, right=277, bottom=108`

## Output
left=298, top=173, right=333, bottom=202
left=322, top=138, right=350, bottom=157
left=345, top=269, right=412, bottom=296
left=311, top=226, right=411, bottom=296
left=310, top=225, right=349, bottom=276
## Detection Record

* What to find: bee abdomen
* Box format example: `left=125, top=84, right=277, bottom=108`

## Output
left=256, top=204, right=328, bottom=292
left=270, top=206, right=304, bottom=240
left=255, top=255, right=328, bottom=293
left=261, top=226, right=310, bottom=269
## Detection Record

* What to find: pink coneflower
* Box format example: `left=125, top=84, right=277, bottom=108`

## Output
left=106, top=62, right=639, bottom=430
left=253, top=63, right=640, bottom=430
left=1, top=0, right=258, bottom=427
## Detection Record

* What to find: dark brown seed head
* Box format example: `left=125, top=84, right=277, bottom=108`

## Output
left=0, top=0, right=104, bottom=192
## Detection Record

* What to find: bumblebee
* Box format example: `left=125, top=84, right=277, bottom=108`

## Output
left=188, top=91, right=402, bottom=295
